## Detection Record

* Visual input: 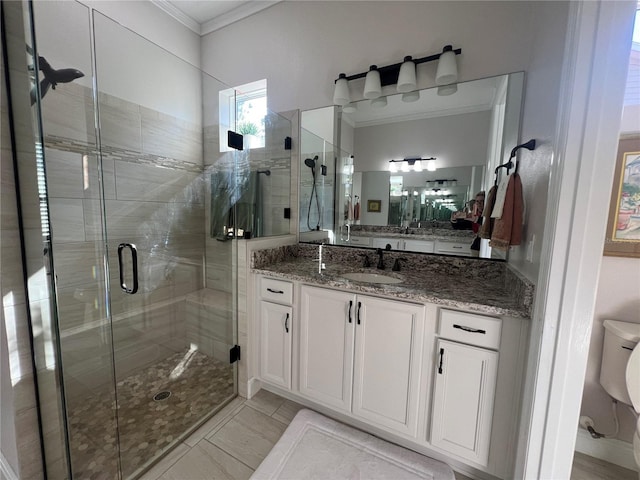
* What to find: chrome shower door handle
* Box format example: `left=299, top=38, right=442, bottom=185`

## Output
left=117, top=243, right=139, bottom=294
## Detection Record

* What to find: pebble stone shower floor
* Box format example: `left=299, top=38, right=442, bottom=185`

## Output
left=66, top=349, right=235, bottom=479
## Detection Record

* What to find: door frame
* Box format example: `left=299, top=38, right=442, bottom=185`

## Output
left=516, top=1, right=637, bottom=478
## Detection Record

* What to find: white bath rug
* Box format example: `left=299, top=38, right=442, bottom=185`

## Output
left=251, top=409, right=455, bottom=480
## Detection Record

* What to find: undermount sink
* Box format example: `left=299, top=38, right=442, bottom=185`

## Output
left=341, top=272, right=403, bottom=284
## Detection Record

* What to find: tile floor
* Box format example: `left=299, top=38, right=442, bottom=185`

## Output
left=139, top=389, right=303, bottom=479
left=67, top=349, right=234, bottom=479
left=138, top=389, right=638, bottom=480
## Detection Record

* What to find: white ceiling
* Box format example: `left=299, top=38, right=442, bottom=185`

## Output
left=152, top=0, right=280, bottom=36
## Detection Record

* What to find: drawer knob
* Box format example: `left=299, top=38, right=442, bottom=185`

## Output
left=453, top=324, right=486, bottom=334
left=267, top=288, right=284, bottom=294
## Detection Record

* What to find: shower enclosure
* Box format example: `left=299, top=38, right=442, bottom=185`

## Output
left=4, top=2, right=291, bottom=478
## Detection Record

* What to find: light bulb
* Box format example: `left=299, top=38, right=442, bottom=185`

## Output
left=333, top=73, right=350, bottom=106
left=397, top=56, right=417, bottom=93
left=371, top=96, right=387, bottom=108
left=363, top=65, right=382, bottom=99
left=389, top=161, right=398, bottom=172
left=413, top=160, right=422, bottom=172
left=436, top=45, right=458, bottom=86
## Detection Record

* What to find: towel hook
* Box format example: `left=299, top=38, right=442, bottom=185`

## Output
left=494, top=139, right=536, bottom=185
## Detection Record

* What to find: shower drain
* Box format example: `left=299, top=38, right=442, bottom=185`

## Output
left=153, top=391, right=171, bottom=401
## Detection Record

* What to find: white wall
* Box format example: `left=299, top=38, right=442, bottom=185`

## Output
left=353, top=111, right=491, bottom=172
left=580, top=57, right=640, bottom=445
left=201, top=1, right=536, bottom=114
left=582, top=256, right=640, bottom=443
left=201, top=0, right=571, bottom=284
left=360, top=172, right=390, bottom=225
left=32, top=1, right=202, bottom=123
left=83, top=0, right=200, bottom=67
left=506, top=1, right=570, bottom=283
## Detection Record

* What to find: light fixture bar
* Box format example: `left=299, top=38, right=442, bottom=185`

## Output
left=388, top=157, right=436, bottom=172
left=334, top=45, right=462, bottom=87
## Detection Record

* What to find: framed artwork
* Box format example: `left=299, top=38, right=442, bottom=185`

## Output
left=604, top=136, right=640, bottom=258
left=367, top=200, right=382, bottom=213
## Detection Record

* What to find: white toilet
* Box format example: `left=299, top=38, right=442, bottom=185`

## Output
left=600, top=319, right=640, bottom=473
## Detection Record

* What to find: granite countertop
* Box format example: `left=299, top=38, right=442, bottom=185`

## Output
left=252, top=247, right=533, bottom=319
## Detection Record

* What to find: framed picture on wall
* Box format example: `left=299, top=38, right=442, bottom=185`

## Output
left=367, top=200, right=382, bottom=213
left=604, top=136, right=640, bottom=258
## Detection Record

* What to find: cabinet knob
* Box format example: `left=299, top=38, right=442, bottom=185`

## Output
left=438, top=348, right=444, bottom=374
left=285, top=313, right=290, bottom=333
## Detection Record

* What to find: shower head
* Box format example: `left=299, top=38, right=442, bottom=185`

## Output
left=304, top=156, right=319, bottom=169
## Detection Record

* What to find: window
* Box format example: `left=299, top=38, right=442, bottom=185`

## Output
left=220, top=79, right=267, bottom=151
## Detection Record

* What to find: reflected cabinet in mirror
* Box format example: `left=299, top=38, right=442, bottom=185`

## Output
left=300, top=72, right=524, bottom=259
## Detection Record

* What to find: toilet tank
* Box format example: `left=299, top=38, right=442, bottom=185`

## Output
left=600, top=320, right=640, bottom=406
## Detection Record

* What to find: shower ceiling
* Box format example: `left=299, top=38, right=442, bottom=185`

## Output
left=153, top=0, right=281, bottom=35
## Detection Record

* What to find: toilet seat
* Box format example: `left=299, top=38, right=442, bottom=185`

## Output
left=627, top=343, right=640, bottom=414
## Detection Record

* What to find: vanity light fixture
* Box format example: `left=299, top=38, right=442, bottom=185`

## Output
left=333, top=45, right=462, bottom=106
left=388, top=157, right=436, bottom=173
left=426, top=179, right=458, bottom=188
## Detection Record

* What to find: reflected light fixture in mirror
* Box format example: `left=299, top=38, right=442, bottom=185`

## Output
left=332, top=44, right=461, bottom=106
left=343, top=103, right=357, bottom=113
left=438, top=84, right=458, bottom=96
left=402, top=90, right=420, bottom=102
left=371, top=96, right=387, bottom=108
left=389, top=157, right=436, bottom=172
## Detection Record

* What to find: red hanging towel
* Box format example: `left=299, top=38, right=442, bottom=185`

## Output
left=490, top=174, right=523, bottom=250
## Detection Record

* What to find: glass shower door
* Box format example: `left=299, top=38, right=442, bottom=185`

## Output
left=92, top=12, right=238, bottom=478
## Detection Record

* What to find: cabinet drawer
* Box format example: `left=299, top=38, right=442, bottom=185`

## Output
left=435, top=240, right=471, bottom=256
left=260, top=277, right=293, bottom=305
left=349, top=236, right=372, bottom=247
left=439, top=309, right=502, bottom=350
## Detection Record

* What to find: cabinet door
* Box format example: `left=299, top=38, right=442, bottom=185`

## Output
left=299, top=286, right=355, bottom=411
left=430, top=339, right=498, bottom=466
left=352, top=296, right=424, bottom=436
left=260, top=301, right=292, bottom=389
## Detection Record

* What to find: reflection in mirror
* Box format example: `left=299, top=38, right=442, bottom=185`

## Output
left=300, top=72, right=524, bottom=259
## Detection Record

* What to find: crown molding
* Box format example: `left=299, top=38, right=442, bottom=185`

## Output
left=201, top=1, right=280, bottom=36
left=151, top=0, right=201, bottom=34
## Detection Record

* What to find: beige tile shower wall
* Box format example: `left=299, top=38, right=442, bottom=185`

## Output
left=185, top=290, right=233, bottom=363
left=41, top=86, right=206, bottom=334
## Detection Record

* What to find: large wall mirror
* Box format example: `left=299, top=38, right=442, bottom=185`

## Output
left=300, top=72, right=524, bottom=259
